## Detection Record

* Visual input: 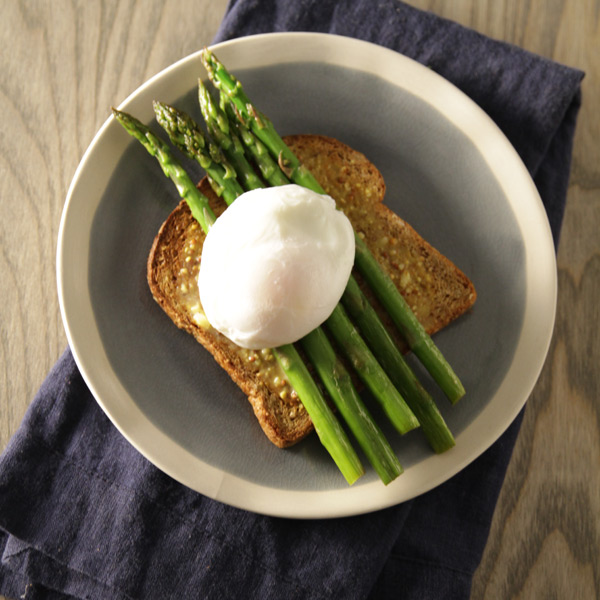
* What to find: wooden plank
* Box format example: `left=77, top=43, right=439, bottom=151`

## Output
left=403, top=1, right=600, bottom=598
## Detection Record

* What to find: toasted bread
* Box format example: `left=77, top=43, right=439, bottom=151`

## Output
left=147, top=135, right=476, bottom=447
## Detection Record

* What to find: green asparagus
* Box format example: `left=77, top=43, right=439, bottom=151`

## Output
left=115, top=45, right=468, bottom=482
left=152, top=101, right=244, bottom=206
left=151, top=99, right=416, bottom=479
left=325, top=303, right=419, bottom=436
left=220, top=93, right=290, bottom=188
left=274, top=344, right=364, bottom=484
left=299, top=327, right=403, bottom=484
left=201, top=77, right=455, bottom=449
left=201, top=47, right=466, bottom=403
left=198, top=80, right=264, bottom=191
left=161, top=97, right=418, bottom=441
left=342, top=276, right=455, bottom=452
left=353, top=243, right=465, bottom=403
left=112, top=108, right=216, bottom=232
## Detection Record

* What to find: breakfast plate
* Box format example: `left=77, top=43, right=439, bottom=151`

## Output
left=57, top=32, right=556, bottom=518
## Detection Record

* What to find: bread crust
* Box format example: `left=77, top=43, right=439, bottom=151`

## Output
left=147, top=135, right=476, bottom=447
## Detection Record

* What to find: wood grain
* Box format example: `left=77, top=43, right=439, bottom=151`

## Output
left=404, top=1, right=600, bottom=598
left=0, top=1, right=598, bottom=599
left=0, top=0, right=228, bottom=448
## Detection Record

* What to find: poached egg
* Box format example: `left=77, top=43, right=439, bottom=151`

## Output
left=199, top=184, right=355, bottom=349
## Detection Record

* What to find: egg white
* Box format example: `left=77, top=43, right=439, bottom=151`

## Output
left=199, top=184, right=355, bottom=349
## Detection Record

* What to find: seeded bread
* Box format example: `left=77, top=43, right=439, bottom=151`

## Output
left=147, top=134, right=476, bottom=448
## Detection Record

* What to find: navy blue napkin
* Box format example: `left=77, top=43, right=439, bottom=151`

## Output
left=0, top=1, right=583, bottom=599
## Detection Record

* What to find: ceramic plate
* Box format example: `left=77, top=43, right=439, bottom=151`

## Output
left=57, top=33, right=556, bottom=518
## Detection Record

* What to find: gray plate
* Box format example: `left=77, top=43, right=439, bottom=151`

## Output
left=58, top=33, right=556, bottom=518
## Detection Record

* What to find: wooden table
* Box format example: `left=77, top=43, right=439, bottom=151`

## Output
left=1, top=2, right=598, bottom=598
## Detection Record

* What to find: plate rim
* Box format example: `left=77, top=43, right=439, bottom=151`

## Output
left=57, top=32, right=557, bottom=519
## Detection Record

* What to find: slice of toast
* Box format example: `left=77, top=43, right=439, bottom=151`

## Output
left=147, top=135, right=476, bottom=447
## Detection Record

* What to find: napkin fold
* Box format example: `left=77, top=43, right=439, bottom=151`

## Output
left=0, top=1, right=584, bottom=599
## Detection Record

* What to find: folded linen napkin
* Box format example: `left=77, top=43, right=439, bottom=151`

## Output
left=0, top=1, right=584, bottom=599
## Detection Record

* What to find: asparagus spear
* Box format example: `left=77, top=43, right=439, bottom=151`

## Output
left=161, top=100, right=418, bottom=438
left=299, top=328, right=403, bottom=484
left=201, top=48, right=466, bottom=403
left=274, top=344, right=364, bottom=484
left=201, top=50, right=315, bottom=189
left=219, top=93, right=290, bottom=188
left=112, top=108, right=216, bottom=232
left=325, top=303, right=419, bottom=436
left=152, top=101, right=244, bottom=206
left=153, top=102, right=245, bottom=207
left=353, top=243, right=465, bottom=403
left=342, top=276, right=455, bottom=452
left=113, top=108, right=365, bottom=485
left=198, top=80, right=264, bottom=191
